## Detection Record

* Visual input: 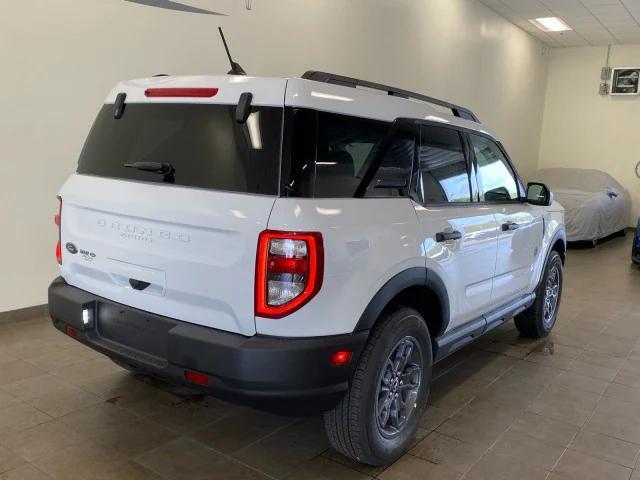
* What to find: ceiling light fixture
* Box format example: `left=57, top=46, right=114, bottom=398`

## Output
left=529, top=17, right=572, bottom=32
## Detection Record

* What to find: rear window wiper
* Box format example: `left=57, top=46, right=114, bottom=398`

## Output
left=123, top=161, right=175, bottom=183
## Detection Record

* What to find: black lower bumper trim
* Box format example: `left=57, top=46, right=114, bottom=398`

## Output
left=48, top=277, right=368, bottom=413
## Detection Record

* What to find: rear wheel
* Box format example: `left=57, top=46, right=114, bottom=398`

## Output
left=515, top=250, right=563, bottom=338
left=324, top=307, right=432, bottom=466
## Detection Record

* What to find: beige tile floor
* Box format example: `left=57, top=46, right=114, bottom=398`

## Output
left=0, top=235, right=639, bottom=479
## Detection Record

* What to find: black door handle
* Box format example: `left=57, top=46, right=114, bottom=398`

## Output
left=129, top=278, right=151, bottom=291
left=502, top=222, right=520, bottom=231
left=436, top=231, right=462, bottom=242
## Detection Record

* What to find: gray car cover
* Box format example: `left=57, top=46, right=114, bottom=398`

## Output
left=530, top=168, right=631, bottom=242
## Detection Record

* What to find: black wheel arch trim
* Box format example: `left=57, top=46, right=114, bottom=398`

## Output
left=542, top=228, right=567, bottom=284
left=353, top=267, right=450, bottom=337
left=550, top=228, right=567, bottom=258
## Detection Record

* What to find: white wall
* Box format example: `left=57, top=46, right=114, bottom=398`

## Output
left=539, top=45, right=640, bottom=224
left=0, top=0, right=549, bottom=312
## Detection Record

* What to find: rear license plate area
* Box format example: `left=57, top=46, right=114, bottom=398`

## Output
left=97, top=302, right=174, bottom=359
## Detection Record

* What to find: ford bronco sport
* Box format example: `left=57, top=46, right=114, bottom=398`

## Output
left=49, top=71, right=566, bottom=465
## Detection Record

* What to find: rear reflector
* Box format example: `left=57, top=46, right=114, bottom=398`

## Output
left=144, top=88, right=219, bottom=98
left=330, top=351, right=352, bottom=366
left=65, top=325, right=77, bottom=338
left=184, top=370, right=209, bottom=386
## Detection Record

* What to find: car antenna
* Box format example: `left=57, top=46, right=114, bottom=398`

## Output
left=218, top=27, right=246, bottom=75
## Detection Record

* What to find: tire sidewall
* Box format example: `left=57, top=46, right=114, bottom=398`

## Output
left=537, top=251, right=563, bottom=335
left=360, top=309, right=432, bottom=463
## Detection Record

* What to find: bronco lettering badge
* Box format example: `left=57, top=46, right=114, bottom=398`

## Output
left=96, top=218, right=191, bottom=244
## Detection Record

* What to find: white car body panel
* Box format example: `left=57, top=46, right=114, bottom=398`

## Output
left=413, top=203, right=499, bottom=330
left=259, top=198, right=422, bottom=337
left=489, top=205, right=545, bottom=304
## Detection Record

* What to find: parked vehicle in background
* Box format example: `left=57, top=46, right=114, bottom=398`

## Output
left=531, top=168, right=630, bottom=246
left=48, top=71, right=566, bottom=466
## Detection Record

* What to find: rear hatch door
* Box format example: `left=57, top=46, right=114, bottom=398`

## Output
left=59, top=77, right=286, bottom=336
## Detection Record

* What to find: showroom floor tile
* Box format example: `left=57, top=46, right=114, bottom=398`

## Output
left=0, top=234, right=639, bottom=479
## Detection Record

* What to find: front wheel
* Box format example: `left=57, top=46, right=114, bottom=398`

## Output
left=324, top=307, right=432, bottom=466
left=515, top=250, right=563, bottom=338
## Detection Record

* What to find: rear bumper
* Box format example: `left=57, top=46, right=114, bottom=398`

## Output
left=48, top=277, right=367, bottom=414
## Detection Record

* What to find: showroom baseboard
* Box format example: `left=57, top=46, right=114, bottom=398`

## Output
left=0, top=304, right=49, bottom=325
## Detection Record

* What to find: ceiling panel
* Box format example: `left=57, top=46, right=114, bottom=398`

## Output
left=478, top=0, right=640, bottom=45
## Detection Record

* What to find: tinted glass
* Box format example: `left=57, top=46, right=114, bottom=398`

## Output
left=418, top=126, right=471, bottom=203
left=314, top=112, right=389, bottom=197
left=282, top=109, right=414, bottom=198
left=282, top=108, right=316, bottom=197
left=469, top=134, right=519, bottom=201
left=77, top=103, right=283, bottom=195
left=364, top=129, right=414, bottom=198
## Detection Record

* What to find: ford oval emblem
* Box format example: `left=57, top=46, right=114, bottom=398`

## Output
left=66, top=242, right=78, bottom=254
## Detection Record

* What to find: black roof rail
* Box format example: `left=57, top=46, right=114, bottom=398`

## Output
left=301, top=71, right=480, bottom=123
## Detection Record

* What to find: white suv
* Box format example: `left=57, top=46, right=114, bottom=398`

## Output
left=48, top=71, right=565, bottom=466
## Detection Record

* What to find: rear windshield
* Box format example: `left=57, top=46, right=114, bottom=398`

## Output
left=77, top=103, right=283, bottom=195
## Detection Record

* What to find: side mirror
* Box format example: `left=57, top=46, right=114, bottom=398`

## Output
left=526, top=182, right=553, bottom=206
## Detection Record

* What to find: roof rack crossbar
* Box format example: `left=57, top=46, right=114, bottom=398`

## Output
left=301, top=71, right=479, bottom=123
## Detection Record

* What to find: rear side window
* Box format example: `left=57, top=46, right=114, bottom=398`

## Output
left=283, top=110, right=414, bottom=198
left=314, top=112, right=389, bottom=197
left=77, top=103, right=283, bottom=195
left=418, top=125, right=471, bottom=203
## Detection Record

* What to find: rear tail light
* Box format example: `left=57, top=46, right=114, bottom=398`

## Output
left=144, top=87, right=219, bottom=98
left=55, top=196, right=62, bottom=265
left=255, top=231, right=324, bottom=318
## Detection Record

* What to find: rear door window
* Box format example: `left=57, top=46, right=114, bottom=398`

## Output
left=77, top=103, right=283, bottom=195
